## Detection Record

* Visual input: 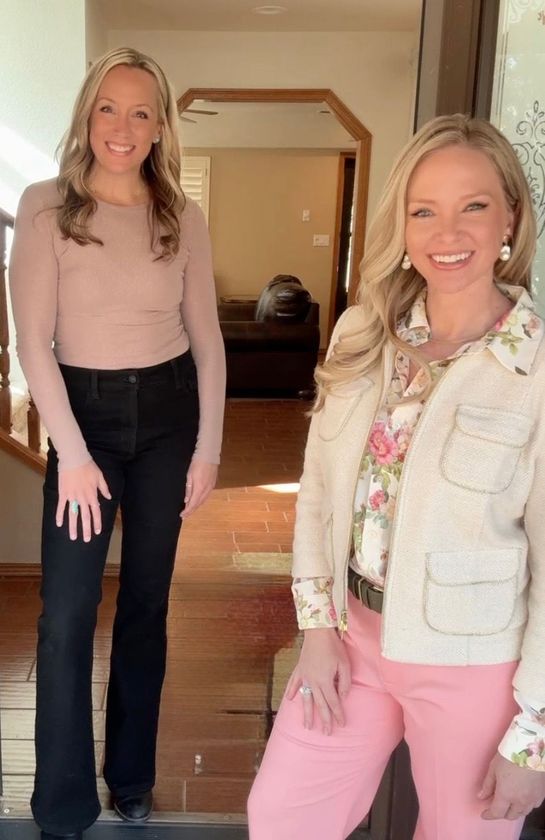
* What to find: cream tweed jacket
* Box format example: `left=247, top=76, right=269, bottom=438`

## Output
left=292, top=305, right=545, bottom=701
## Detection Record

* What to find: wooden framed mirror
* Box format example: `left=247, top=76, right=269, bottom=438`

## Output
left=177, top=87, right=372, bottom=326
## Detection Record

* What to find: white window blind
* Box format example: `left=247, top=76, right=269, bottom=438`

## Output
left=181, top=156, right=210, bottom=223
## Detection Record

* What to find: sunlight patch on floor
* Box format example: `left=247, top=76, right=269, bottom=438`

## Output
left=256, top=482, right=300, bottom=494
left=231, top=552, right=292, bottom=574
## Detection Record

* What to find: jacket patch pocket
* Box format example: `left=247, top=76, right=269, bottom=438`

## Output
left=441, top=405, right=531, bottom=493
left=424, top=549, right=520, bottom=635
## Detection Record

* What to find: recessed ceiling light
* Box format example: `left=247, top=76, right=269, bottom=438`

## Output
left=253, top=5, right=288, bottom=15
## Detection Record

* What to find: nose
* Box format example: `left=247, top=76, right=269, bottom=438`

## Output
left=436, top=213, right=461, bottom=243
left=112, top=111, right=131, bottom=134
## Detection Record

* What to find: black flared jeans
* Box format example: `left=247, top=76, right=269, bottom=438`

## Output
left=32, top=351, right=199, bottom=835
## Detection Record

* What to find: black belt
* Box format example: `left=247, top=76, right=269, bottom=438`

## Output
left=348, top=566, right=384, bottom=613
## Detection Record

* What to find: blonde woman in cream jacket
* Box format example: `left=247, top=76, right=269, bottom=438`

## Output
left=248, top=115, right=545, bottom=840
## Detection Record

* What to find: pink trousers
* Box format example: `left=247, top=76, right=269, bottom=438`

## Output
left=248, top=593, right=523, bottom=840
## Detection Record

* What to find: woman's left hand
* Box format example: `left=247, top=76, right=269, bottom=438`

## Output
left=181, top=458, right=218, bottom=518
left=479, top=753, right=545, bottom=820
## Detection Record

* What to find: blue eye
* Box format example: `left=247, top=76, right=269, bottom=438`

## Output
left=466, top=202, right=488, bottom=211
left=411, top=208, right=432, bottom=218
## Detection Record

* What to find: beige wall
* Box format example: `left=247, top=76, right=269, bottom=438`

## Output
left=0, top=450, right=42, bottom=565
left=0, top=0, right=87, bottom=215
left=188, top=148, right=339, bottom=347
left=0, top=449, right=121, bottom=566
left=107, top=29, right=419, bottom=223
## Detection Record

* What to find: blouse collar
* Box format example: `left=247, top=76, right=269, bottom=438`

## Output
left=397, top=283, right=544, bottom=376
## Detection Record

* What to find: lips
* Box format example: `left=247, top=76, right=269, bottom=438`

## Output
left=429, top=251, right=474, bottom=269
left=105, top=141, right=136, bottom=155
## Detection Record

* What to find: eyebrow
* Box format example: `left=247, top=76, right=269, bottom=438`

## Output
left=97, top=96, right=154, bottom=109
left=407, top=192, right=495, bottom=204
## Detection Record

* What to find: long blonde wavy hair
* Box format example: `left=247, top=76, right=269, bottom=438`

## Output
left=56, top=46, right=184, bottom=259
left=314, top=114, right=537, bottom=408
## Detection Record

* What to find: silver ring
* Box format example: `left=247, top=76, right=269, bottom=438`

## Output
left=69, top=500, right=79, bottom=514
left=299, top=685, right=313, bottom=696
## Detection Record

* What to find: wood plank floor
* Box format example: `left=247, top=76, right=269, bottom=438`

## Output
left=0, top=400, right=309, bottom=816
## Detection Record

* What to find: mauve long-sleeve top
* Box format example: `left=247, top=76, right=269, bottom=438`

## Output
left=9, top=178, right=226, bottom=470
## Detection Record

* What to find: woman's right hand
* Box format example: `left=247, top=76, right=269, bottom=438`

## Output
left=286, top=627, right=351, bottom=734
left=56, top=460, right=112, bottom=542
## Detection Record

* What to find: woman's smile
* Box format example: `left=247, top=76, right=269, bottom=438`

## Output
left=104, top=141, right=136, bottom=155
left=428, top=250, right=474, bottom=270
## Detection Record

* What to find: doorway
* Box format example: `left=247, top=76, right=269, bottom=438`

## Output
left=330, top=152, right=356, bottom=335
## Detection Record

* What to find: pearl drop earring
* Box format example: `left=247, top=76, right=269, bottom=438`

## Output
left=499, top=239, right=511, bottom=262
left=401, top=253, right=412, bottom=270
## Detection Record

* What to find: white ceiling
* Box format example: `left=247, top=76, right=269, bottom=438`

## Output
left=180, top=101, right=355, bottom=148
left=96, top=0, right=422, bottom=33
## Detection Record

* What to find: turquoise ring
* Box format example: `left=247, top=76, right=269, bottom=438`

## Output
left=69, top=500, right=79, bottom=514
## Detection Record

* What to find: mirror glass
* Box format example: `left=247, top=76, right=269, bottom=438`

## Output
left=180, top=100, right=357, bottom=346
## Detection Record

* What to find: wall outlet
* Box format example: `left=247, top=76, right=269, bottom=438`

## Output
left=313, top=234, right=330, bottom=247
left=302, top=209, right=310, bottom=222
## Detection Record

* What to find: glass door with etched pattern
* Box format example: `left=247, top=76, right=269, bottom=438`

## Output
left=491, top=0, right=545, bottom=315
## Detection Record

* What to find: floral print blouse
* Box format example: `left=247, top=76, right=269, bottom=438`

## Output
left=292, top=284, right=545, bottom=770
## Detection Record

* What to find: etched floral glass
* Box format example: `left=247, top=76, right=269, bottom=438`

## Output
left=491, top=0, right=545, bottom=314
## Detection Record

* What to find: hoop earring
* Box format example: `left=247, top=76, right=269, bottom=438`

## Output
left=401, top=253, right=412, bottom=270
left=499, top=239, right=511, bottom=262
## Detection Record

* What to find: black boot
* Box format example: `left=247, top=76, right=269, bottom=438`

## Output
left=113, top=789, right=153, bottom=823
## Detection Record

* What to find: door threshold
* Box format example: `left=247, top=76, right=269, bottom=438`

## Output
left=0, top=809, right=373, bottom=838
left=0, top=815, right=247, bottom=839
left=0, top=808, right=248, bottom=838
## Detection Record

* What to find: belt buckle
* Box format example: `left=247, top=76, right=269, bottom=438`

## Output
left=356, top=576, right=371, bottom=610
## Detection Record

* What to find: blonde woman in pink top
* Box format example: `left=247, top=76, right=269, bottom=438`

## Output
left=9, top=47, right=225, bottom=840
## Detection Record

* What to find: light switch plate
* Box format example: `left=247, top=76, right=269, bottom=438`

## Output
left=313, top=234, right=330, bottom=247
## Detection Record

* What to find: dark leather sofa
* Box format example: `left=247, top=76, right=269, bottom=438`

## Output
left=218, top=299, right=320, bottom=397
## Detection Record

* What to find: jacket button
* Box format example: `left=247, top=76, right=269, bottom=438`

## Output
left=128, top=374, right=137, bottom=384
